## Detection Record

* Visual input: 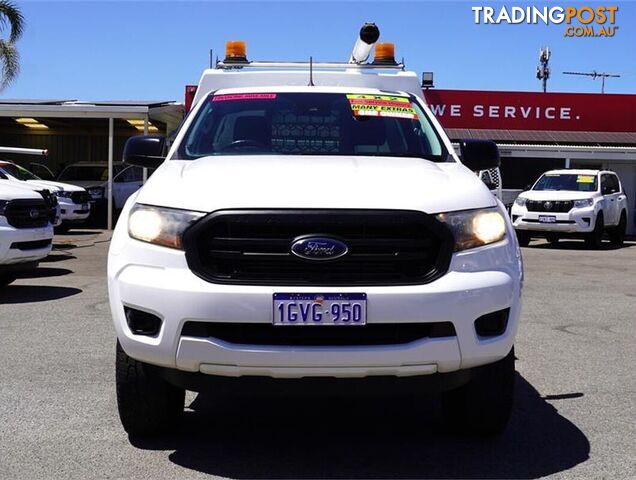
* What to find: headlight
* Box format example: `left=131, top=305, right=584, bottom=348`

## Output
left=55, top=191, right=73, bottom=198
left=87, top=186, right=104, bottom=199
left=514, top=196, right=527, bottom=207
left=574, top=198, right=593, bottom=208
left=128, top=204, right=204, bottom=249
left=436, top=208, right=507, bottom=251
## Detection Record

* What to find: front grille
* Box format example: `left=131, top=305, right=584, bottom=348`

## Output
left=183, top=210, right=454, bottom=286
left=10, top=239, right=51, bottom=250
left=36, top=190, right=58, bottom=223
left=526, top=200, right=573, bottom=213
left=70, top=191, right=90, bottom=204
left=3, top=199, right=50, bottom=228
left=181, top=321, right=457, bottom=346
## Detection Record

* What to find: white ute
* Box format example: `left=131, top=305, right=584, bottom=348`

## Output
left=0, top=161, right=90, bottom=231
left=512, top=169, right=628, bottom=248
left=108, top=25, right=524, bottom=436
left=0, top=182, right=54, bottom=286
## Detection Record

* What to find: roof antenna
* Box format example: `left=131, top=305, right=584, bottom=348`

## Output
left=308, top=56, right=315, bottom=86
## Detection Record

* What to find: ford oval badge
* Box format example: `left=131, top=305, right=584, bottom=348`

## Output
left=291, top=236, right=348, bottom=261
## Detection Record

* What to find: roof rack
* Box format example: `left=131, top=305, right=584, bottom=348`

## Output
left=217, top=23, right=404, bottom=71
left=216, top=60, right=405, bottom=71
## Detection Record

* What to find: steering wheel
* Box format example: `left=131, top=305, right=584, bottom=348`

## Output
left=221, top=139, right=265, bottom=150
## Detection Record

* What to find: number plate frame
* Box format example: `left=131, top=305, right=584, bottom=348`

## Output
left=273, top=293, right=367, bottom=326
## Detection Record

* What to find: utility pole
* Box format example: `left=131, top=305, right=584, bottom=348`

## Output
left=563, top=71, right=621, bottom=93
left=536, top=47, right=551, bottom=93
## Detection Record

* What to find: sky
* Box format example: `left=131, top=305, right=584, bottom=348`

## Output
left=2, top=1, right=635, bottom=102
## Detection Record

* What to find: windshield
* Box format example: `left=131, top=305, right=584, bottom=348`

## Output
left=58, top=165, right=122, bottom=182
left=0, top=163, right=40, bottom=181
left=533, top=173, right=598, bottom=192
left=175, top=92, right=448, bottom=161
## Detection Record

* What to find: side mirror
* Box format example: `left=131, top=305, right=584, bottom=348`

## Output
left=459, top=139, right=501, bottom=172
left=123, top=135, right=166, bottom=169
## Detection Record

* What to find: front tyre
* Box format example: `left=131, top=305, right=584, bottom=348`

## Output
left=0, top=274, right=17, bottom=287
left=115, top=341, right=184, bottom=436
left=516, top=230, right=531, bottom=247
left=442, top=347, right=515, bottom=436
left=608, top=211, right=626, bottom=247
left=585, top=211, right=604, bottom=249
left=546, top=233, right=559, bottom=245
left=54, top=223, right=70, bottom=234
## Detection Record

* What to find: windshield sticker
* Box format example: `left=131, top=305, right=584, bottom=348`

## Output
left=577, top=175, right=595, bottom=183
left=347, top=94, right=418, bottom=120
left=212, top=93, right=277, bottom=102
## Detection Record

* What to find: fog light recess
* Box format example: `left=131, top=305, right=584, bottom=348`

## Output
left=474, top=308, right=510, bottom=337
left=124, top=307, right=162, bottom=337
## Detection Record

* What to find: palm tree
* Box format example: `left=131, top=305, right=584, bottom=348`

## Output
left=0, top=0, right=24, bottom=90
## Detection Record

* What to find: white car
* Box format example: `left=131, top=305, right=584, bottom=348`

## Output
left=57, top=162, right=144, bottom=212
left=108, top=28, right=523, bottom=437
left=0, top=161, right=89, bottom=231
left=512, top=169, right=628, bottom=248
left=0, top=182, right=54, bottom=286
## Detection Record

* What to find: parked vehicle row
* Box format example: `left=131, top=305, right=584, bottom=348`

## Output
left=0, top=158, right=149, bottom=285
left=0, top=182, right=55, bottom=286
left=511, top=169, right=628, bottom=248
left=0, top=161, right=89, bottom=231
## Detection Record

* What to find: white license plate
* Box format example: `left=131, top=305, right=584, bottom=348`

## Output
left=539, top=215, right=557, bottom=223
left=273, top=293, right=367, bottom=326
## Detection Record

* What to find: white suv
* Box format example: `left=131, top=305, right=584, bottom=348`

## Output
left=0, top=182, right=54, bottom=286
left=108, top=33, right=523, bottom=437
left=512, top=169, right=628, bottom=248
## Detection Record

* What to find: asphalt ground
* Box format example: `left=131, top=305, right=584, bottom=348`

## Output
left=0, top=230, right=634, bottom=479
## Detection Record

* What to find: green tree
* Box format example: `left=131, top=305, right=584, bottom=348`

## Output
left=0, top=0, right=24, bottom=90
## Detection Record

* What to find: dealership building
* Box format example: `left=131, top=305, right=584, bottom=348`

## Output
left=423, top=89, right=636, bottom=234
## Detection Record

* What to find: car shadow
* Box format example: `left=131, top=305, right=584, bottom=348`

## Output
left=56, top=229, right=104, bottom=236
left=130, top=373, right=590, bottom=479
left=528, top=240, right=636, bottom=251
left=52, top=243, right=79, bottom=250
left=0, top=285, right=82, bottom=304
left=14, top=267, right=72, bottom=279
left=39, top=252, right=77, bottom=263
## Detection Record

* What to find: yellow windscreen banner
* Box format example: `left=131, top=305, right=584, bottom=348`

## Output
left=577, top=175, right=595, bottom=183
left=347, top=94, right=418, bottom=120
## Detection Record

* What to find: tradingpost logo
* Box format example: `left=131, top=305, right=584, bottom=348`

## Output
left=472, top=5, right=619, bottom=38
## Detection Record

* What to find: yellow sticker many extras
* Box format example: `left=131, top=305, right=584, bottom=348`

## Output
left=347, top=94, right=418, bottom=120
left=577, top=175, right=595, bottom=183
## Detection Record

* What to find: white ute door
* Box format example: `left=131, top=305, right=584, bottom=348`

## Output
left=601, top=174, right=619, bottom=225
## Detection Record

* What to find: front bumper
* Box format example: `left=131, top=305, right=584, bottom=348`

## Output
left=0, top=219, right=53, bottom=266
left=511, top=204, right=597, bottom=233
left=58, top=197, right=91, bottom=222
left=109, top=224, right=523, bottom=379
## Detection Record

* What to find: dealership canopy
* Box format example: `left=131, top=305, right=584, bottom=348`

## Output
left=0, top=99, right=184, bottom=229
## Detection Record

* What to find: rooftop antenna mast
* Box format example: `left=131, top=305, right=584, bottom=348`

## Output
left=563, top=70, right=621, bottom=93
left=536, top=47, right=551, bottom=93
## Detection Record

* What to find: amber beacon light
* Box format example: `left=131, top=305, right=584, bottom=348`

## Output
left=224, top=40, right=248, bottom=63
left=373, top=42, right=397, bottom=65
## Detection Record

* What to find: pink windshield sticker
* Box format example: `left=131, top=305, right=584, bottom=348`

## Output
left=212, top=93, right=277, bottom=102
